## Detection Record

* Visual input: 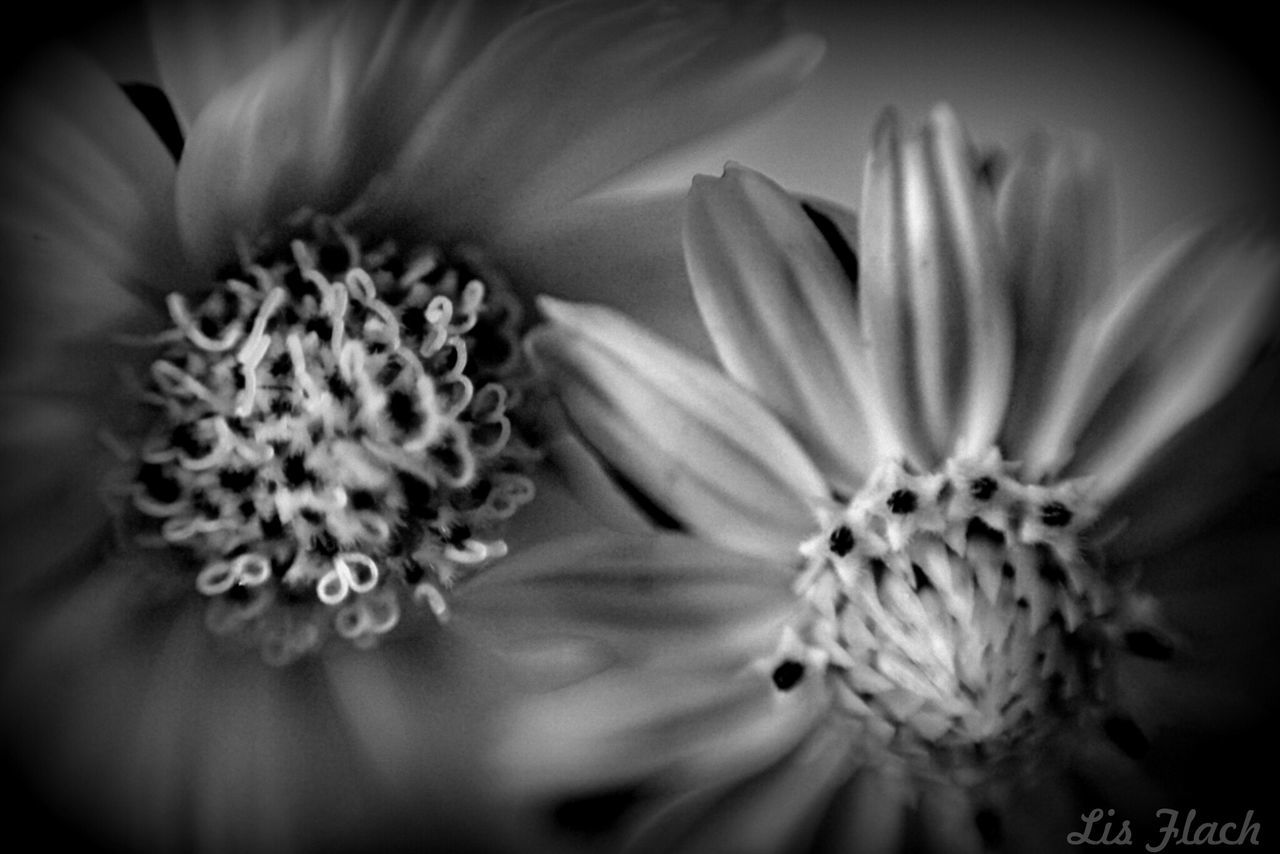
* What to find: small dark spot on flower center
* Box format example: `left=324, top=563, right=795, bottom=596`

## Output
left=1041, top=501, right=1073, bottom=527
left=771, top=660, right=805, bottom=691
left=969, top=476, right=998, bottom=501
left=886, top=489, right=917, bottom=514
left=828, top=524, right=856, bottom=557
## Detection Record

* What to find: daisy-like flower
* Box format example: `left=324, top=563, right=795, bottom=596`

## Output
left=487, top=105, right=1280, bottom=852
left=0, top=1, right=822, bottom=850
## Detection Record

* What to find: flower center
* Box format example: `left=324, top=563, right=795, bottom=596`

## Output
left=766, top=449, right=1113, bottom=783
left=117, top=215, right=536, bottom=664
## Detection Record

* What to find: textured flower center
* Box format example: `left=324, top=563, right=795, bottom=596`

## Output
left=766, top=449, right=1112, bottom=782
left=118, top=216, right=536, bottom=664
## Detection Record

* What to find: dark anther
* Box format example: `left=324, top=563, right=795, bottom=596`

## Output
left=170, top=423, right=207, bottom=457
left=387, top=389, right=423, bottom=433
left=238, top=500, right=256, bottom=519
left=192, top=494, right=220, bottom=519
left=218, top=468, right=256, bottom=491
left=868, top=558, right=889, bottom=586
left=975, top=807, right=1004, bottom=849
left=348, top=489, right=377, bottom=511
left=312, top=531, right=339, bottom=558
left=282, top=268, right=314, bottom=300
left=771, top=660, right=805, bottom=691
left=969, top=476, right=998, bottom=501
left=401, top=307, right=427, bottom=337
left=1102, top=715, right=1149, bottom=760
left=444, top=524, right=473, bottom=548
left=198, top=314, right=220, bottom=338
left=225, top=583, right=251, bottom=603
left=299, top=508, right=325, bottom=525
left=377, top=359, right=404, bottom=386
left=886, top=488, right=917, bottom=514
left=1041, top=501, right=1074, bottom=527
left=269, top=353, right=293, bottom=377
left=1123, top=629, right=1175, bottom=660
left=138, top=462, right=182, bottom=504
left=397, top=473, right=435, bottom=509
left=282, top=454, right=312, bottom=487
left=828, top=524, right=856, bottom=557
left=260, top=515, right=285, bottom=539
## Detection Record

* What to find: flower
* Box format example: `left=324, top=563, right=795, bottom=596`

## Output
left=488, top=104, right=1280, bottom=852
left=0, top=1, right=823, bottom=850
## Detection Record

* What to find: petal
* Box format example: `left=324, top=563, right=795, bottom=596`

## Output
left=148, top=0, right=323, bottom=131
left=625, top=723, right=850, bottom=854
left=997, top=129, right=1117, bottom=458
left=0, top=396, right=116, bottom=591
left=490, top=189, right=719, bottom=359
left=819, top=764, right=911, bottom=854
left=494, top=663, right=826, bottom=796
left=528, top=298, right=826, bottom=561
left=455, top=533, right=794, bottom=674
left=0, top=47, right=189, bottom=300
left=175, top=0, right=524, bottom=268
left=685, top=163, right=885, bottom=491
left=360, top=0, right=824, bottom=242
left=1023, top=221, right=1280, bottom=499
left=859, top=105, right=1012, bottom=466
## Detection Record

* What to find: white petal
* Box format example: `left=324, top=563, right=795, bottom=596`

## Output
left=1024, top=222, right=1280, bottom=499
left=528, top=298, right=826, bottom=561
left=0, top=47, right=189, bottom=299
left=997, top=129, right=1116, bottom=458
left=148, top=0, right=323, bottom=130
left=859, top=106, right=1011, bottom=466
left=455, top=532, right=793, bottom=672
left=685, top=163, right=884, bottom=491
left=361, top=0, right=824, bottom=242
left=626, top=723, right=850, bottom=854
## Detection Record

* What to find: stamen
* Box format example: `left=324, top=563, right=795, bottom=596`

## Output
left=117, top=215, right=538, bottom=663
left=768, top=449, right=1114, bottom=782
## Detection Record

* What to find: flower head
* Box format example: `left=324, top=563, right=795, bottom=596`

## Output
left=0, top=1, right=823, bottom=849
left=498, top=104, right=1280, bottom=851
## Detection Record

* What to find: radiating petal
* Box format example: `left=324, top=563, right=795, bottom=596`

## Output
left=495, top=663, right=826, bottom=795
left=997, top=129, right=1116, bottom=458
left=1023, top=221, right=1280, bottom=499
left=685, top=163, right=884, bottom=491
left=0, top=396, right=116, bottom=591
left=489, top=189, right=719, bottom=358
left=0, top=47, right=189, bottom=300
left=625, top=723, right=850, bottom=854
left=175, top=0, right=525, bottom=269
left=148, top=0, right=324, bottom=131
left=528, top=298, right=826, bottom=561
left=360, top=0, right=824, bottom=243
left=456, top=533, right=793, bottom=674
left=859, top=106, right=1011, bottom=466
left=821, top=764, right=910, bottom=854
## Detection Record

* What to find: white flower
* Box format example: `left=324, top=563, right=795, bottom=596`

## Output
left=0, top=1, right=823, bottom=850
left=483, top=104, right=1280, bottom=852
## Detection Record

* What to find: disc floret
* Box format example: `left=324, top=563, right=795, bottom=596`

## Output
left=121, top=216, right=536, bottom=664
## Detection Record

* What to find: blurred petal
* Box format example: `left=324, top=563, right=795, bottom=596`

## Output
left=491, top=189, right=718, bottom=358
left=528, top=298, right=826, bottom=560
left=495, top=663, right=826, bottom=795
left=998, top=129, right=1116, bottom=459
left=149, top=0, right=324, bottom=131
left=820, top=764, right=910, bottom=854
left=1024, top=221, right=1280, bottom=498
left=456, top=533, right=793, bottom=674
left=625, top=723, right=850, bottom=854
left=0, top=47, right=189, bottom=300
left=685, top=163, right=883, bottom=491
left=860, top=106, right=1011, bottom=466
left=361, top=0, right=824, bottom=242
left=0, top=396, right=115, bottom=590
left=176, top=0, right=526, bottom=269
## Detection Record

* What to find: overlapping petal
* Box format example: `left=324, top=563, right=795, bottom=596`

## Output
left=859, top=105, right=1011, bottom=466
left=685, top=163, right=882, bottom=491
left=528, top=297, right=827, bottom=560
left=358, top=0, right=824, bottom=245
